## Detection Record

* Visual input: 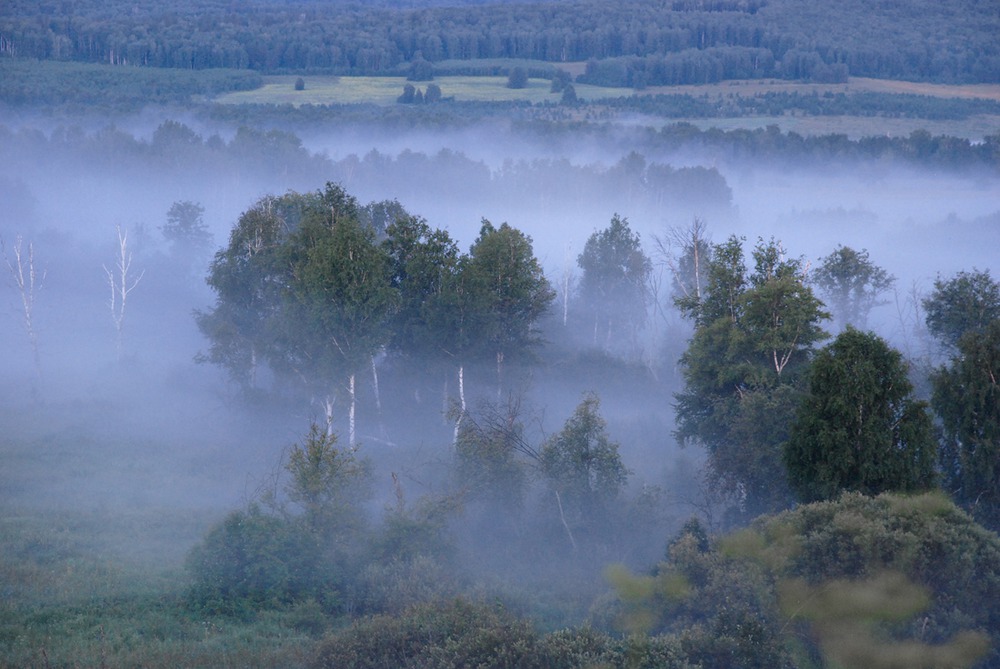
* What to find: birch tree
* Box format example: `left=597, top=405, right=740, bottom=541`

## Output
left=675, top=235, right=829, bottom=516
left=2, top=235, right=44, bottom=372
left=103, top=225, right=144, bottom=362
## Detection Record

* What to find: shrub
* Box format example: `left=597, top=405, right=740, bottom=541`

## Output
left=185, top=506, right=341, bottom=616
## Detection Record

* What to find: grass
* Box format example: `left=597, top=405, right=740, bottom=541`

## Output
left=0, top=392, right=323, bottom=668
left=214, top=74, right=633, bottom=106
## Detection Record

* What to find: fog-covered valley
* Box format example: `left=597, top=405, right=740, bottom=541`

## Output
left=3, top=111, right=998, bottom=482
left=2, top=103, right=1000, bottom=666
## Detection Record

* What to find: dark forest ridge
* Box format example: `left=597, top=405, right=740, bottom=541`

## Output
left=2, top=0, right=997, bottom=84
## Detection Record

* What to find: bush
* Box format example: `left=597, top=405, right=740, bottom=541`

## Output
left=311, top=599, right=542, bottom=669
left=185, top=506, right=341, bottom=616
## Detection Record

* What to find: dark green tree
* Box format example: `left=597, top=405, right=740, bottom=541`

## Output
left=932, top=320, right=1000, bottom=529
left=195, top=194, right=294, bottom=389
left=507, top=66, right=528, bottom=89
left=462, top=220, right=554, bottom=392
left=784, top=327, right=936, bottom=502
left=812, top=245, right=895, bottom=330
left=577, top=214, right=652, bottom=355
left=382, top=214, right=460, bottom=361
left=424, top=83, right=442, bottom=102
left=923, top=269, right=1000, bottom=351
left=675, top=236, right=828, bottom=517
left=279, top=184, right=397, bottom=444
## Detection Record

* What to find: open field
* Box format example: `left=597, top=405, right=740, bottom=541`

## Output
left=213, top=74, right=633, bottom=106
left=638, top=76, right=1000, bottom=102
left=214, top=73, right=1000, bottom=108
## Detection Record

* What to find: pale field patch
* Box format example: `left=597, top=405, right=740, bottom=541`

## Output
left=215, top=74, right=632, bottom=105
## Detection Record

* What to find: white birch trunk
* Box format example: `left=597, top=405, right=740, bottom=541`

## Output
left=453, top=363, right=466, bottom=445
left=348, top=373, right=356, bottom=447
left=324, top=395, right=335, bottom=437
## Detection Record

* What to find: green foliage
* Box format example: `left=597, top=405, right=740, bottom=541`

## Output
left=311, top=599, right=542, bottom=669
left=312, top=597, right=697, bottom=669
left=541, top=394, right=629, bottom=543
left=454, top=397, right=531, bottom=513
left=463, top=219, right=555, bottom=378
left=923, top=269, right=1000, bottom=351
left=162, top=200, right=211, bottom=257
left=282, top=424, right=373, bottom=534
left=813, top=245, right=895, bottom=330
left=577, top=214, right=652, bottom=355
left=675, top=236, right=828, bottom=516
left=507, top=66, right=528, bottom=89
left=381, top=214, right=460, bottom=360
left=784, top=328, right=937, bottom=502
left=187, top=424, right=373, bottom=616
left=932, top=320, right=1000, bottom=530
left=185, top=505, right=335, bottom=616
left=607, top=493, right=1000, bottom=669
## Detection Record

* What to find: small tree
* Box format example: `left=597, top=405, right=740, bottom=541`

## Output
left=424, top=83, right=442, bottom=103
left=507, top=66, right=528, bottom=89
left=2, top=235, right=43, bottom=372
left=397, top=83, right=416, bottom=104
left=294, top=77, right=305, bottom=91
left=784, top=327, right=936, bottom=502
left=577, top=214, right=651, bottom=355
left=103, top=225, right=144, bottom=362
left=813, top=245, right=895, bottom=330
left=162, top=200, right=211, bottom=255
left=540, top=394, right=629, bottom=552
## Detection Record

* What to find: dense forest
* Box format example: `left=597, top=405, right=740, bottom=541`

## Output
left=2, top=0, right=999, bottom=84
left=2, top=0, right=999, bottom=666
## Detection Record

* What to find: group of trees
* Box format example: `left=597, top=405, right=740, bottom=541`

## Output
left=2, top=0, right=997, bottom=84
left=669, top=226, right=1000, bottom=530
left=196, top=183, right=554, bottom=443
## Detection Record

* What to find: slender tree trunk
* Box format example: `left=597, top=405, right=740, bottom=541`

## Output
left=348, top=373, right=356, bottom=447
left=453, top=363, right=466, bottom=445
left=370, top=354, right=382, bottom=415
left=3, top=235, right=44, bottom=374
left=323, top=395, right=335, bottom=437
left=496, top=351, right=504, bottom=398
left=554, top=490, right=578, bottom=553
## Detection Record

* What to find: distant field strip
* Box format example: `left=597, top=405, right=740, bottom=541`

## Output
left=214, top=75, right=631, bottom=105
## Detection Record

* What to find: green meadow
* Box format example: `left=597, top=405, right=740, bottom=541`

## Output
left=214, top=75, right=632, bottom=105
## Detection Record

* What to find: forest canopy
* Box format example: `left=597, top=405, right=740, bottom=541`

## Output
left=1, top=0, right=997, bottom=84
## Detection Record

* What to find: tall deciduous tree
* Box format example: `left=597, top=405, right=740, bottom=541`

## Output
left=784, top=327, right=936, bottom=503
left=813, top=245, right=895, bottom=330
left=932, top=320, right=1000, bottom=529
left=577, top=214, right=651, bottom=355
left=462, top=220, right=554, bottom=393
left=196, top=194, right=293, bottom=390
left=279, top=184, right=397, bottom=444
left=923, top=269, right=1000, bottom=351
left=675, top=236, right=828, bottom=517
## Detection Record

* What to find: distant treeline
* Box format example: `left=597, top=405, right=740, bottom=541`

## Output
left=1, top=0, right=997, bottom=84
left=204, top=103, right=1000, bottom=172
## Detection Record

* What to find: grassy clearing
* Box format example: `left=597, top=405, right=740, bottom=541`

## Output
left=214, top=74, right=632, bottom=106
left=0, top=393, right=321, bottom=668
